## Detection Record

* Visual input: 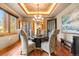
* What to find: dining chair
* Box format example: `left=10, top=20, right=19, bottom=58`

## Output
left=19, top=29, right=36, bottom=55
left=49, top=29, right=59, bottom=55
left=41, top=29, right=59, bottom=56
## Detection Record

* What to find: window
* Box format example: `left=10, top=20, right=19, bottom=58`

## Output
left=0, top=9, right=17, bottom=34
left=0, top=9, right=6, bottom=33
left=10, top=15, right=16, bottom=33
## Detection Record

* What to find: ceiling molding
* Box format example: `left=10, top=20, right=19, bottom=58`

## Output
left=6, top=3, right=71, bottom=18
left=0, top=3, right=21, bottom=17
left=18, top=3, right=56, bottom=16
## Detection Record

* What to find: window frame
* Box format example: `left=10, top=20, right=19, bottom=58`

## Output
left=0, top=8, right=18, bottom=36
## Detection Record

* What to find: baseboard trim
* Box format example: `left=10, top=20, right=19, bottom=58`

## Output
left=0, top=40, right=20, bottom=55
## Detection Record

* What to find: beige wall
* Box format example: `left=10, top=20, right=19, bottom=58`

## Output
left=0, top=4, right=23, bottom=50
left=0, top=34, right=19, bottom=50
left=56, top=3, right=79, bottom=43
left=0, top=3, right=21, bottom=17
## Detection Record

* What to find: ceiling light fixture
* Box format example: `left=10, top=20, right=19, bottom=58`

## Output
left=33, top=4, right=43, bottom=21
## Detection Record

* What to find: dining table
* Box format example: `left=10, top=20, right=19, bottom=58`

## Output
left=32, top=35, right=48, bottom=48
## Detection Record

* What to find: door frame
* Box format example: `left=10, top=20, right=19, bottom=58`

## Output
left=47, top=18, right=57, bottom=36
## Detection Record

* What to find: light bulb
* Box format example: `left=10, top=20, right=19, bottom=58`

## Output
left=34, top=15, right=37, bottom=19
left=33, top=18, right=35, bottom=21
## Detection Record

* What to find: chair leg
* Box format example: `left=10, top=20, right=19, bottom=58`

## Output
left=20, top=50, right=27, bottom=56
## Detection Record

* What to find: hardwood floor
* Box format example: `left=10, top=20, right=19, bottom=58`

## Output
left=0, top=40, right=49, bottom=56
left=0, top=40, right=21, bottom=56
left=51, top=41, right=72, bottom=56
left=0, top=40, right=72, bottom=56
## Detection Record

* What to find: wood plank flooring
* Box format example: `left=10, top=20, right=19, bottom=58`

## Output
left=0, top=40, right=21, bottom=56
left=0, top=40, right=72, bottom=56
left=0, top=40, right=49, bottom=56
left=51, top=41, right=72, bottom=56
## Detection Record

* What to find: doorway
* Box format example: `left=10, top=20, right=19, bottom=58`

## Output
left=47, top=18, right=57, bottom=37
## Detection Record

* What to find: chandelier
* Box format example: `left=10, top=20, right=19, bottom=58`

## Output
left=33, top=4, right=43, bottom=21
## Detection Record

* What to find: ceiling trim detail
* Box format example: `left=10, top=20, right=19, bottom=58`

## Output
left=18, top=3, right=56, bottom=16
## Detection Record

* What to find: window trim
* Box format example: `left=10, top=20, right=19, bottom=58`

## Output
left=0, top=8, right=18, bottom=36
left=0, top=7, right=18, bottom=18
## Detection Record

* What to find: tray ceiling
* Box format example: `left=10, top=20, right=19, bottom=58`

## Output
left=19, top=3, right=56, bottom=15
left=6, top=3, right=70, bottom=17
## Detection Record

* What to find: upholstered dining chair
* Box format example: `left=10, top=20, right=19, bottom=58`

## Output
left=19, top=29, right=36, bottom=55
left=41, top=29, right=59, bottom=56
left=49, top=29, right=59, bottom=55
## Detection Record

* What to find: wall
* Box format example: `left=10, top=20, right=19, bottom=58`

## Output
left=0, top=3, right=20, bottom=17
left=0, top=34, right=19, bottom=50
left=0, top=4, right=23, bottom=50
left=56, top=3, right=79, bottom=43
left=24, top=18, right=48, bottom=37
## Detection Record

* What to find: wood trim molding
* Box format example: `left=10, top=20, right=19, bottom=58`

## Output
left=0, top=40, right=20, bottom=55
left=0, top=33, right=17, bottom=37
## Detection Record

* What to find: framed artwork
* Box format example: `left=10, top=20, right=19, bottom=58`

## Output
left=61, top=8, right=79, bottom=34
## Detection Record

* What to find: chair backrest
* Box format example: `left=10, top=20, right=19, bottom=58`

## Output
left=49, top=29, right=59, bottom=54
left=20, top=30, right=28, bottom=55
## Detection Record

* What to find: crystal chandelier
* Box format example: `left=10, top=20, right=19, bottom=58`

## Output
left=33, top=4, right=43, bottom=21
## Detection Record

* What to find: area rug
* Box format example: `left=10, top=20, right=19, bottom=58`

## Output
left=28, top=48, right=49, bottom=56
